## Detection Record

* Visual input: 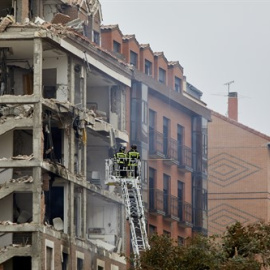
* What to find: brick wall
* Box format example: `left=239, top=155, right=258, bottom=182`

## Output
left=208, top=112, right=270, bottom=235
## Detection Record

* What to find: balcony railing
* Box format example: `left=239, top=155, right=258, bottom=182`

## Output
left=178, top=200, right=193, bottom=227
left=192, top=208, right=208, bottom=235
left=149, top=188, right=165, bottom=215
left=178, top=145, right=193, bottom=172
left=149, top=130, right=193, bottom=172
left=149, top=130, right=165, bottom=159
left=149, top=189, right=193, bottom=227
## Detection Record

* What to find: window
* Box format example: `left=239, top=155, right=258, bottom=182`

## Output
left=149, top=224, right=157, bottom=235
left=46, top=247, right=53, bottom=270
left=130, top=50, right=138, bottom=67
left=175, top=77, right=182, bottom=92
left=149, top=110, right=156, bottom=154
left=178, top=236, right=184, bottom=246
left=149, top=168, right=156, bottom=210
left=45, top=240, right=54, bottom=270
left=163, top=117, right=169, bottom=156
left=178, top=181, right=184, bottom=220
left=113, top=40, right=121, bottom=53
left=76, top=251, right=84, bottom=270
left=163, top=230, right=171, bottom=237
left=141, top=100, right=148, bottom=124
left=145, top=59, right=152, bottom=75
left=62, top=253, right=68, bottom=270
left=159, top=68, right=166, bottom=84
left=97, top=259, right=105, bottom=270
left=93, top=31, right=100, bottom=45
left=177, top=125, right=184, bottom=164
left=77, top=258, right=83, bottom=270
left=163, top=174, right=170, bottom=215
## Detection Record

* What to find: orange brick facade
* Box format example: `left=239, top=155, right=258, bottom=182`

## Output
left=208, top=111, right=270, bottom=235
left=101, top=24, right=211, bottom=243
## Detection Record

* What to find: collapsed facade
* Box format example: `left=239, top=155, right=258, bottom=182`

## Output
left=0, top=0, right=211, bottom=269
left=0, top=1, right=130, bottom=269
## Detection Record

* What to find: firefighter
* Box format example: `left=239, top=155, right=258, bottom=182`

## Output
left=114, top=146, right=127, bottom=177
left=127, top=144, right=140, bottom=178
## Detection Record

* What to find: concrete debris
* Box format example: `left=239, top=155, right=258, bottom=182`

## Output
left=9, top=175, right=33, bottom=184
left=12, top=154, right=34, bottom=161
left=0, top=15, right=15, bottom=32
left=34, top=17, right=46, bottom=25
left=0, top=220, right=16, bottom=225
left=0, top=104, right=34, bottom=118
left=51, top=13, right=71, bottom=25
left=88, top=239, right=115, bottom=252
left=17, top=210, right=32, bottom=224
left=52, top=217, right=64, bottom=231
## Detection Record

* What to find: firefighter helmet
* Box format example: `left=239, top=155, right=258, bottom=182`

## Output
left=131, top=144, right=137, bottom=150
left=119, top=146, right=126, bottom=152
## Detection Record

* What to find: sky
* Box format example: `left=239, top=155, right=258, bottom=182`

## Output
left=99, top=0, right=270, bottom=136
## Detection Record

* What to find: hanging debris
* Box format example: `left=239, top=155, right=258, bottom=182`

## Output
left=0, top=15, right=14, bottom=33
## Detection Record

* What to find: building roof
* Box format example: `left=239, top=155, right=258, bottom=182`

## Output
left=122, top=34, right=135, bottom=40
left=211, top=110, right=270, bottom=140
left=154, top=51, right=168, bottom=63
left=168, top=60, right=184, bottom=72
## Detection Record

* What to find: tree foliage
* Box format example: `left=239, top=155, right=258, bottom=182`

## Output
left=129, top=221, right=270, bottom=270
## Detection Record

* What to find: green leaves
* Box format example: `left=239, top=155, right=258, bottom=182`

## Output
left=130, top=221, right=270, bottom=270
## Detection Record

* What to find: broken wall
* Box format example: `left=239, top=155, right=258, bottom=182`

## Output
left=13, top=130, right=32, bottom=156
left=87, top=196, right=120, bottom=246
left=87, top=86, right=109, bottom=120
left=86, top=145, right=108, bottom=186
left=0, top=131, right=13, bottom=182
left=43, top=56, right=69, bottom=101
left=0, top=195, right=13, bottom=248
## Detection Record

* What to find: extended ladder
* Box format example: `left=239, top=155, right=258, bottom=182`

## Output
left=105, top=158, right=150, bottom=256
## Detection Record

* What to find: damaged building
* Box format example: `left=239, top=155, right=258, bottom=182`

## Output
left=0, top=0, right=130, bottom=269
left=0, top=0, right=211, bottom=269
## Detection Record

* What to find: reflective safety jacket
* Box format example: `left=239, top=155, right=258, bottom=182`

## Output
left=127, top=150, right=140, bottom=166
left=114, top=152, right=126, bottom=165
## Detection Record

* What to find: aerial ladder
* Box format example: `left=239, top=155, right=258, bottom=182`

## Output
left=105, top=157, right=150, bottom=257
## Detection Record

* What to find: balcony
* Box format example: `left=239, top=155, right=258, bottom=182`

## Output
left=149, top=189, right=193, bottom=227
left=163, top=138, right=179, bottom=166
left=149, top=130, right=165, bottom=159
left=192, top=208, right=208, bottom=235
left=148, top=188, right=165, bottom=216
left=177, top=145, right=193, bottom=172
left=178, top=200, right=193, bottom=228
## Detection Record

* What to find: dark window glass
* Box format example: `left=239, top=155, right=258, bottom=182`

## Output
left=175, top=76, right=182, bottom=92
left=163, top=117, right=169, bottom=155
left=149, top=168, right=155, bottom=210
left=178, top=181, right=184, bottom=220
left=93, top=31, right=100, bottom=45
left=163, top=174, right=170, bottom=214
left=159, top=68, right=166, bottom=84
left=130, top=50, right=138, bottom=67
left=113, top=40, right=121, bottom=53
left=145, top=60, right=152, bottom=75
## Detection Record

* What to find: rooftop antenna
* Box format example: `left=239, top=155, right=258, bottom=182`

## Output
left=224, top=80, right=234, bottom=95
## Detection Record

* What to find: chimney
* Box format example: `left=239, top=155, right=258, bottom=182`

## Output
left=228, top=92, right=238, bottom=121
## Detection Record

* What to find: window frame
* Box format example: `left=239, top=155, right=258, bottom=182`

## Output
left=159, top=67, right=166, bottom=84
left=145, top=59, right=152, bottom=75
left=130, top=50, right=138, bottom=67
